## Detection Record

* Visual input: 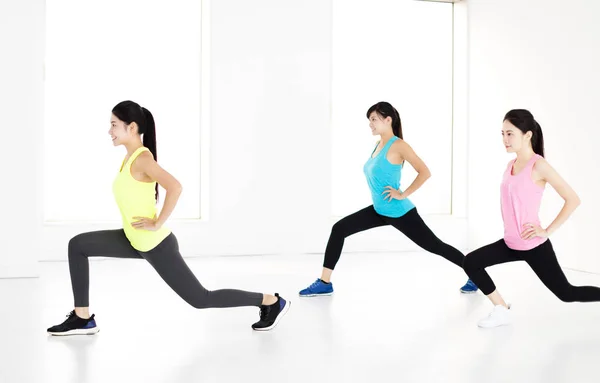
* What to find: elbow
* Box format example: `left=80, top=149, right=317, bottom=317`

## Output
left=169, top=182, right=183, bottom=196
left=421, top=168, right=431, bottom=181
left=565, top=192, right=581, bottom=210
left=571, top=194, right=581, bottom=208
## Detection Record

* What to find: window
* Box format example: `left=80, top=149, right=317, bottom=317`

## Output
left=332, top=0, right=453, bottom=217
left=44, top=0, right=202, bottom=221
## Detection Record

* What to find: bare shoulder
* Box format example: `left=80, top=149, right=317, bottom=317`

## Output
left=138, top=150, right=155, bottom=161
left=390, top=138, right=410, bottom=153
left=532, top=157, right=557, bottom=183
left=131, top=150, right=156, bottom=170
left=532, top=157, right=552, bottom=175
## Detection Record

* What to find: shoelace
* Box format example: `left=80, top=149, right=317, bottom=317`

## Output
left=57, top=310, right=78, bottom=326
left=259, top=305, right=272, bottom=321
left=309, top=280, right=321, bottom=290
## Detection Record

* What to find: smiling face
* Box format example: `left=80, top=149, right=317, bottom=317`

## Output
left=368, top=111, right=392, bottom=136
left=108, top=113, right=134, bottom=146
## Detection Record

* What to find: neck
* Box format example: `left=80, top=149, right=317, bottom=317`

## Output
left=124, top=139, right=144, bottom=156
left=515, top=147, right=535, bottom=162
left=379, top=130, right=395, bottom=144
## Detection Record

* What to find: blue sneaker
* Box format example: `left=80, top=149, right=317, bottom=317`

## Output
left=299, top=279, right=334, bottom=297
left=460, top=279, right=478, bottom=294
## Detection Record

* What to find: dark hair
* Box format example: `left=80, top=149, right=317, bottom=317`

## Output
left=503, top=109, right=544, bottom=157
left=112, top=100, right=159, bottom=201
left=366, top=102, right=403, bottom=139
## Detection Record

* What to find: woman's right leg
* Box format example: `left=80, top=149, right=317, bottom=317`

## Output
left=48, top=230, right=143, bottom=335
left=322, top=205, right=387, bottom=271
left=68, top=230, right=142, bottom=310
left=463, top=239, right=522, bottom=327
left=300, top=205, right=386, bottom=296
left=463, top=239, right=519, bottom=300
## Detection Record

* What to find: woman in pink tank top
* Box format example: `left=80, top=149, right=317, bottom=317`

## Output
left=462, top=109, right=600, bottom=328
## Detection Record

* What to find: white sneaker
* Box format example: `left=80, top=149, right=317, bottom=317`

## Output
left=478, top=304, right=511, bottom=328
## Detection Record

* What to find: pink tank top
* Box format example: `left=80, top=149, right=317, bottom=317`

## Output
left=500, top=154, right=547, bottom=250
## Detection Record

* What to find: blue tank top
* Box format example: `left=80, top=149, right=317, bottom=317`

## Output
left=363, top=136, right=415, bottom=218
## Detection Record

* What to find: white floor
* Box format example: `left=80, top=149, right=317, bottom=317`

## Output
left=2, top=251, right=600, bottom=383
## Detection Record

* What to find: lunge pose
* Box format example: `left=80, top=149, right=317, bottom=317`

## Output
left=47, top=101, right=290, bottom=335
left=462, top=109, right=600, bottom=328
left=299, top=101, right=467, bottom=297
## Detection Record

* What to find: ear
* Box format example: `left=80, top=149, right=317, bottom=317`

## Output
left=385, top=116, right=393, bottom=125
left=128, top=122, right=138, bottom=134
left=524, top=130, right=533, bottom=140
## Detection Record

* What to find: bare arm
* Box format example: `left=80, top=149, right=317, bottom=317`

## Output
left=395, top=140, right=431, bottom=198
left=535, top=158, right=580, bottom=236
left=136, top=152, right=183, bottom=228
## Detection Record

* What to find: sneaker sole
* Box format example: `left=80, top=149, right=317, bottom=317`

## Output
left=299, top=292, right=333, bottom=297
left=253, top=300, right=291, bottom=332
left=47, top=327, right=100, bottom=336
left=460, top=289, right=478, bottom=294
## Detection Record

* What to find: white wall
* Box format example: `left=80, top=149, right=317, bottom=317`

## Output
left=466, top=0, right=600, bottom=272
left=0, top=0, right=45, bottom=277
left=204, top=0, right=334, bottom=255
left=43, top=0, right=203, bottom=222
left=31, top=0, right=600, bottom=275
left=332, top=0, right=454, bottom=217
left=42, top=0, right=335, bottom=259
left=41, top=0, right=468, bottom=261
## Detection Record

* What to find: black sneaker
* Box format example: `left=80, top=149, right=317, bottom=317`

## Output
left=252, top=293, right=291, bottom=331
left=47, top=310, right=100, bottom=336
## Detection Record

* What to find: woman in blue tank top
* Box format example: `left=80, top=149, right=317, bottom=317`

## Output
left=299, top=101, right=473, bottom=297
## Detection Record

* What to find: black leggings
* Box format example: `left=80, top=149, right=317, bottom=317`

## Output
left=323, top=206, right=465, bottom=270
left=68, top=230, right=263, bottom=308
left=463, top=239, right=600, bottom=302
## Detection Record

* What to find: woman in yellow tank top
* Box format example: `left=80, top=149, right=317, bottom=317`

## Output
left=47, top=100, right=290, bottom=335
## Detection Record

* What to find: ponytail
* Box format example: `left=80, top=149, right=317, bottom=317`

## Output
left=141, top=107, right=159, bottom=201
left=392, top=107, right=403, bottom=139
left=531, top=120, right=545, bottom=157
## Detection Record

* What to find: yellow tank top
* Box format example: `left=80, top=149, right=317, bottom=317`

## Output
left=112, top=146, right=171, bottom=251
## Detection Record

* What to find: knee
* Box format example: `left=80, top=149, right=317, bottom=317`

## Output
left=331, top=221, right=349, bottom=239
left=68, top=234, right=85, bottom=258
left=191, top=301, right=210, bottom=309
left=190, top=290, right=212, bottom=309
left=554, top=288, right=576, bottom=303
